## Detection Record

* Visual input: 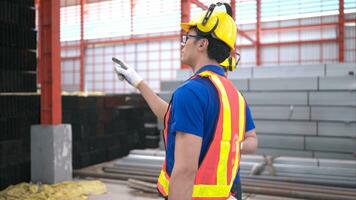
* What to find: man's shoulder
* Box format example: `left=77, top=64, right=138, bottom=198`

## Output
left=174, top=77, right=211, bottom=97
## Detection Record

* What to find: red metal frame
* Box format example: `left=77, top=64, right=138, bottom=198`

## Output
left=239, top=39, right=338, bottom=48
left=58, top=0, right=181, bottom=92
left=49, top=0, right=354, bottom=94
left=181, top=0, right=191, bottom=69
left=338, top=0, right=344, bottom=62
left=256, top=0, right=261, bottom=66
left=85, top=35, right=179, bottom=47
left=39, top=0, right=62, bottom=124
left=231, top=0, right=236, bottom=20
left=79, top=0, right=85, bottom=91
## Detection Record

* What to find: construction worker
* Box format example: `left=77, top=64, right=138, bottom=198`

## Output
left=221, top=58, right=257, bottom=200
left=113, top=2, right=257, bottom=200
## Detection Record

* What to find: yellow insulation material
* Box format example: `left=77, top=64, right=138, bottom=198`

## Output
left=0, top=180, right=106, bottom=200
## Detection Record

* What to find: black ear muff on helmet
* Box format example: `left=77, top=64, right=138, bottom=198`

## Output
left=197, top=2, right=233, bottom=36
left=197, top=4, right=219, bottom=35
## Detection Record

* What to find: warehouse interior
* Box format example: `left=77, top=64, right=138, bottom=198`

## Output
left=0, top=0, right=355, bottom=199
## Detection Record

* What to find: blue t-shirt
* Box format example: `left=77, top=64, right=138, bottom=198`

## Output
left=165, top=65, right=255, bottom=187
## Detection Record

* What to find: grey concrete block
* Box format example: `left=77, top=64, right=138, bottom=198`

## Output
left=243, top=92, right=308, bottom=105
left=250, top=77, right=318, bottom=91
left=257, top=135, right=304, bottom=150
left=31, top=124, right=72, bottom=184
left=255, top=120, right=317, bottom=135
left=306, top=136, right=356, bottom=153
left=241, top=155, right=317, bottom=166
left=157, top=120, right=164, bottom=130
left=309, top=91, right=356, bottom=106
left=228, top=67, right=252, bottom=79
left=256, top=148, right=313, bottom=158
left=253, top=64, right=325, bottom=78
left=318, top=159, right=356, bottom=169
left=311, top=107, right=356, bottom=122
left=159, top=133, right=165, bottom=150
left=161, top=79, right=248, bottom=92
left=231, top=79, right=249, bottom=91
left=319, top=76, right=356, bottom=90
left=314, top=151, right=356, bottom=160
left=326, top=63, right=356, bottom=76
left=176, top=69, right=192, bottom=80
left=160, top=80, right=182, bottom=92
left=158, top=92, right=172, bottom=103
left=274, top=157, right=318, bottom=166
left=318, top=122, right=356, bottom=137
left=250, top=106, right=310, bottom=120
left=270, top=164, right=356, bottom=177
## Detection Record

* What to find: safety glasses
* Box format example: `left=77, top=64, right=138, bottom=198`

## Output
left=181, top=34, right=205, bottom=45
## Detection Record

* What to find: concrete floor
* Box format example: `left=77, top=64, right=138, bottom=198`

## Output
left=87, top=178, right=304, bottom=200
left=88, top=179, right=162, bottom=200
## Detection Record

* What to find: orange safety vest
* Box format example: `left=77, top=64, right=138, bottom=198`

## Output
left=157, top=70, right=246, bottom=199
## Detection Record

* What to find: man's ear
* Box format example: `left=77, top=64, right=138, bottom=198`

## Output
left=198, top=39, right=208, bottom=50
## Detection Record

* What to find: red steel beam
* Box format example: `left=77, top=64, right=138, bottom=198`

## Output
left=260, top=23, right=337, bottom=32
left=231, top=0, right=236, bottom=20
left=181, top=0, right=190, bottom=69
left=79, top=0, right=85, bottom=91
left=231, top=0, right=237, bottom=51
left=345, top=19, right=356, bottom=23
left=39, top=0, right=62, bottom=124
left=130, top=0, right=135, bottom=35
left=62, top=56, right=82, bottom=60
left=239, top=38, right=337, bottom=48
left=191, top=0, right=206, bottom=9
left=338, top=0, right=344, bottom=62
left=239, top=30, right=256, bottom=44
left=240, top=18, right=356, bottom=33
left=256, top=0, right=261, bottom=65
left=85, top=34, right=179, bottom=47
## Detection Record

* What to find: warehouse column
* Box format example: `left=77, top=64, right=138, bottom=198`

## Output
left=31, top=0, right=72, bottom=184
left=338, top=0, right=344, bottom=62
left=256, top=0, right=261, bottom=66
left=180, top=0, right=190, bottom=69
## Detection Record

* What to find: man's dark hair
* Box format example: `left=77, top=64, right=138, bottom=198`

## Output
left=191, top=27, right=230, bottom=63
left=204, top=34, right=230, bottom=63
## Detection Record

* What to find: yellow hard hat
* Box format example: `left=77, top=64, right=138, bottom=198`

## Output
left=180, top=3, right=237, bottom=50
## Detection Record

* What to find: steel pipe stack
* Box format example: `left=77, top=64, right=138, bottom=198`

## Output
left=74, top=149, right=356, bottom=199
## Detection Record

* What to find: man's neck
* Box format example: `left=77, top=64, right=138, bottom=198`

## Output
left=192, top=59, right=220, bottom=73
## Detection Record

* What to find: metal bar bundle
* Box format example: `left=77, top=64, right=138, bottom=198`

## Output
left=74, top=149, right=356, bottom=199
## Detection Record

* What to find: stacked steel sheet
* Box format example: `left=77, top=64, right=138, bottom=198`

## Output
left=0, top=0, right=36, bottom=92
left=63, top=94, right=160, bottom=169
left=0, top=0, right=37, bottom=190
left=0, top=94, right=40, bottom=190
left=0, top=94, right=159, bottom=190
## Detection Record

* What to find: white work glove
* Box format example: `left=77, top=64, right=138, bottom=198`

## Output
left=112, top=57, right=143, bottom=88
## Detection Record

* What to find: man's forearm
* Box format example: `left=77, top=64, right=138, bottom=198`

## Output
left=137, top=81, right=168, bottom=122
left=241, top=135, right=257, bottom=154
left=168, top=168, right=196, bottom=200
